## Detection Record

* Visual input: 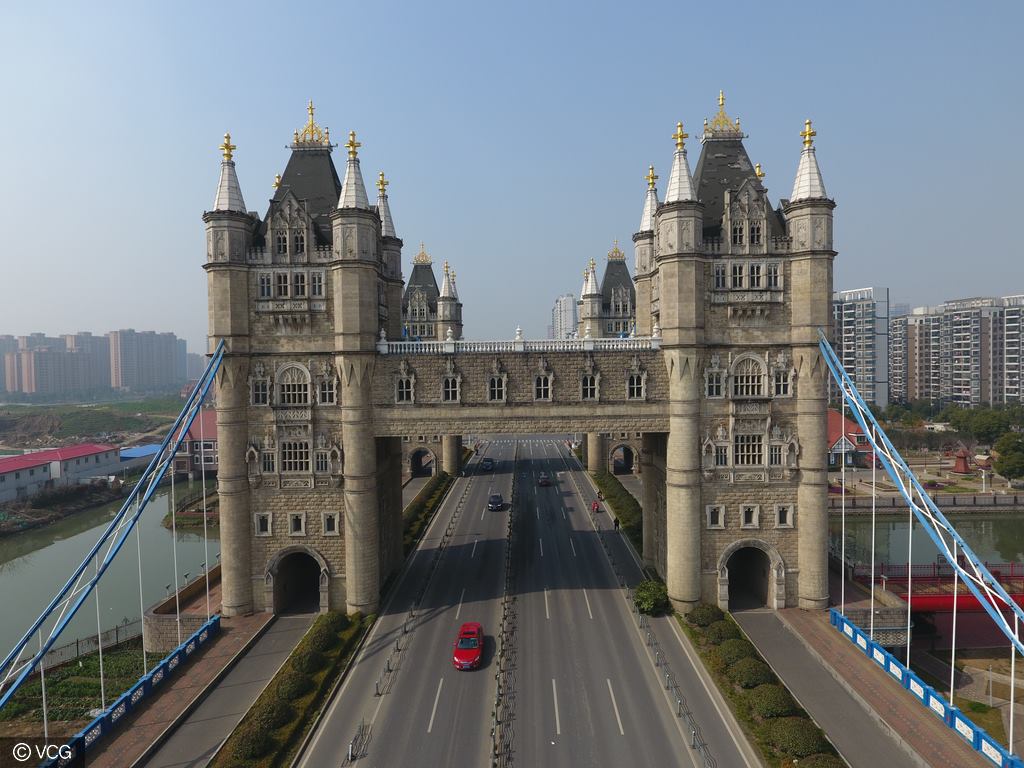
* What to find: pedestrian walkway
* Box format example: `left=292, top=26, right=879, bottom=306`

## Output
left=87, top=611, right=273, bottom=768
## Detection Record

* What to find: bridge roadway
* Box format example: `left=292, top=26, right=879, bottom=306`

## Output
left=297, top=436, right=755, bottom=768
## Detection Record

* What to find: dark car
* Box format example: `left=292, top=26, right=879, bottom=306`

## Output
left=480, top=457, right=495, bottom=471
left=538, top=472, right=551, bottom=487
left=487, top=493, right=504, bottom=511
left=452, top=622, right=484, bottom=670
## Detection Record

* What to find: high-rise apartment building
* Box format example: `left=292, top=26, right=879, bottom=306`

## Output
left=64, top=332, right=111, bottom=390
left=108, top=329, right=187, bottom=391
left=550, top=293, right=577, bottom=339
left=832, top=287, right=889, bottom=407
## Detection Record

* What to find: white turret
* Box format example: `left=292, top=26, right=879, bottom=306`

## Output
left=338, top=131, right=370, bottom=209
left=212, top=133, right=246, bottom=213
left=664, top=123, right=695, bottom=203
left=790, top=120, right=828, bottom=201
left=377, top=171, right=396, bottom=237
left=639, top=165, right=660, bottom=232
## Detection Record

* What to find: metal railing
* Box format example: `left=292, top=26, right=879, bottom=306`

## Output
left=377, top=337, right=661, bottom=355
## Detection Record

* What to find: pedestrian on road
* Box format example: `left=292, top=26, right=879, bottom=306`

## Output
left=591, top=500, right=600, bottom=514
left=613, top=517, right=620, bottom=531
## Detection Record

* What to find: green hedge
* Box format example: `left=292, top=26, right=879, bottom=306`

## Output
left=679, top=606, right=839, bottom=768
left=213, top=612, right=369, bottom=768
left=403, top=471, right=453, bottom=555
left=633, top=579, right=670, bottom=615
left=590, top=470, right=642, bottom=552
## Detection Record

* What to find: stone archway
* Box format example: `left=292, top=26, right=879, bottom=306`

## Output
left=264, top=545, right=330, bottom=614
left=716, top=539, right=786, bottom=611
left=409, top=447, right=437, bottom=478
left=609, top=444, right=636, bottom=475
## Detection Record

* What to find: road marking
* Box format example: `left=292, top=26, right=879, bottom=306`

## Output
left=569, top=538, right=576, bottom=557
left=536, top=505, right=539, bottom=520
left=561, top=507, right=566, bottom=519
left=539, top=537, right=544, bottom=557
left=471, top=539, right=478, bottom=558
left=544, top=588, right=550, bottom=619
left=606, top=679, right=625, bottom=735
left=427, top=678, right=444, bottom=733
left=455, top=587, right=465, bottom=619
left=552, top=678, right=561, bottom=735
left=583, top=588, right=593, bottom=619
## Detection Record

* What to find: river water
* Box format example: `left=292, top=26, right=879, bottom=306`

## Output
left=0, top=483, right=219, bottom=659
left=830, top=513, right=1024, bottom=568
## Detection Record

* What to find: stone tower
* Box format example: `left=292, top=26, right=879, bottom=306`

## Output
left=640, top=93, right=834, bottom=611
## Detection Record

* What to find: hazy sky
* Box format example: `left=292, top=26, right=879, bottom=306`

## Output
left=2, top=1, right=1021, bottom=352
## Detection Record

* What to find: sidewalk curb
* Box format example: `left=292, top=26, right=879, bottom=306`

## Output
left=129, top=613, right=277, bottom=768
left=776, top=612, right=932, bottom=768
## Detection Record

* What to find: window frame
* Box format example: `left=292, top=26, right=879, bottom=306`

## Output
left=741, top=504, right=760, bottom=529
left=488, top=375, right=506, bottom=403
left=280, top=441, right=310, bottom=473
left=706, top=504, right=725, bottom=530
left=396, top=377, right=414, bottom=403
left=581, top=374, right=597, bottom=401
left=733, top=434, right=763, bottom=466
left=289, top=512, right=306, bottom=536
left=254, top=512, right=272, bottom=537
left=775, top=504, right=795, bottom=529
left=534, top=374, right=551, bottom=401
left=731, top=263, right=744, bottom=289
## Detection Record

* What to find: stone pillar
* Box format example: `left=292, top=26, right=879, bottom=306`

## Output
left=338, top=354, right=380, bottom=615
left=796, top=345, right=829, bottom=609
left=442, top=435, right=462, bottom=475
left=216, top=357, right=252, bottom=616
left=665, top=349, right=701, bottom=612
left=586, top=433, right=605, bottom=473
left=640, top=433, right=658, bottom=567
left=379, top=436, right=404, bottom=581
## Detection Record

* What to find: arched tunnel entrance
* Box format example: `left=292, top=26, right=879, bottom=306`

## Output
left=273, top=550, right=322, bottom=614
left=610, top=444, right=635, bottom=475
left=410, top=448, right=436, bottom=478
left=726, top=547, right=771, bottom=610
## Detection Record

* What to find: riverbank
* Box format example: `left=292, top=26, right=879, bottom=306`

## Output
left=0, top=484, right=127, bottom=536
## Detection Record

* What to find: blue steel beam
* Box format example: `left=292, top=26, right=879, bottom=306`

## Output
left=0, top=341, right=224, bottom=708
left=819, top=330, right=1024, bottom=656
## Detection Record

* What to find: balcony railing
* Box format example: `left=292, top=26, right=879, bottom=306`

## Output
left=377, top=334, right=661, bottom=355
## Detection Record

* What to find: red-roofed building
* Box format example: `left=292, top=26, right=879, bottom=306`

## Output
left=0, top=443, right=120, bottom=503
left=171, top=409, right=218, bottom=478
left=828, top=409, right=872, bottom=468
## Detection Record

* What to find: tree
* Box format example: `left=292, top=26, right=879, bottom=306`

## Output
left=994, top=433, right=1024, bottom=480
left=970, top=410, right=1011, bottom=445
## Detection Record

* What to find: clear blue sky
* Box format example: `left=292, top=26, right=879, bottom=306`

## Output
left=1, top=1, right=1021, bottom=351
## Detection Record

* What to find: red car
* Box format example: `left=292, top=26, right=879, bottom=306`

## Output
left=452, top=622, right=484, bottom=670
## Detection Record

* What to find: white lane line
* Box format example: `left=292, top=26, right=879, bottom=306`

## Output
left=471, top=539, right=478, bottom=558
left=561, top=507, right=566, bottom=519
left=569, top=538, right=577, bottom=557
left=582, top=588, right=593, bottom=620
left=607, top=679, right=625, bottom=735
left=536, top=505, right=539, bottom=520
left=552, top=678, right=561, bottom=735
left=544, top=588, right=550, bottom=620
left=455, top=587, right=465, bottom=620
left=539, top=538, right=544, bottom=557
left=427, top=678, right=444, bottom=733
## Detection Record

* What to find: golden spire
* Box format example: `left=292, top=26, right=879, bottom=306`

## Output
left=672, top=121, right=688, bottom=150
left=706, top=90, right=742, bottom=136
left=718, top=90, right=725, bottom=108
left=608, top=240, right=625, bottom=261
left=414, top=242, right=431, bottom=265
left=294, top=100, right=329, bottom=146
left=443, top=260, right=450, bottom=274
left=754, top=163, right=765, bottom=179
left=589, top=257, right=596, bottom=271
left=800, top=119, right=816, bottom=148
left=307, top=99, right=315, bottom=123
left=345, top=130, right=361, bottom=159
left=219, top=132, right=236, bottom=161
left=645, top=165, right=658, bottom=190
left=377, top=171, right=389, bottom=194
left=272, top=173, right=281, bottom=189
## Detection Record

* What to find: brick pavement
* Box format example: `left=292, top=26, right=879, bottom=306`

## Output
left=86, top=611, right=272, bottom=768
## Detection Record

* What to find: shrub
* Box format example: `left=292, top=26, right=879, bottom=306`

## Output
left=728, top=657, right=774, bottom=689
left=705, top=620, right=740, bottom=645
left=275, top=667, right=313, bottom=701
left=251, top=697, right=293, bottom=730
left=293, top=648, right=326, bottom=675
left=305, top=622, right=337, bottom=652
left=687, top=603, right=724, bottom=627
left=748, top=684, right=796, bottom=718
left=231, top=721, right=274, bottom=759
left=634, top=579, right=670, bottom=615
left=320, top=611, right=349, bottom=635
left=765, top=717, right=831, bottom=757
left=703, top=647, right=728, bottom=674
left=791, top=754, right=845, bottom=768
left=717, top=638, right=757, bottom=665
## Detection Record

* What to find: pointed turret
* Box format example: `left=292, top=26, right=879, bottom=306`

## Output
left=789, top=120, right=828, bottom=201
left=449, top=269, right=460, bottom=301
left=337, top=131, right=370, bottom=209
left=664, top=123, right=696, bottom=203
left=212, top=133, right=246, bottom=213
left=440, top=260, right=455, bottom=299
left=639, top=165, right=660, bottom=232
left=377, top=171, right=396, bottom=237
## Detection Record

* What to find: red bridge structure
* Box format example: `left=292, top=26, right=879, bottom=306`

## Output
left=853, top=562, right=1024, bottom=612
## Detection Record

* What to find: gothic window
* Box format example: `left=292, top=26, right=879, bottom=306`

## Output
left=734, top=435, right=763, bottom=466
left=732, top=357, right=765, bottom=397
left=731, top=263, right=744, bottom=289
left=276, top=273, right=289, bottom=297
left=280, top=441, right=310, bottom=472
left=741, top=504, right=760, bottom=528
left=714, top=264, right=727, bottom=290
left=749, top=264, right=762, bottom=289
left=606, top=322, right=614, bottom=335
left=443, top=377, right=460, bottom=402
left=775, top=504, right=795, bottom=528
left=766, top=263, right=781, bottom=289
left=581, top=374, right=597, bottom=400
left=315, top=451, right=329, bottom=473
left=278, top=366, right=310, bottom=405
left=318, top=377, right=336, bottom=405
left=289, top=512, right=306, bottom=535
left=323, top=511, right=339, bottom=535
left=293, top=272, right=307, bottom=297
left=311, top=272, right=324, bottom=297
left=706, top=372, right=723, bottom=398
left=769, top=444, right=783, bottom=466
left=706, top=505, right=724, bottom=530
left=276, top=232, right=287, bottom=255
left=715, top=446, right=729, bottom=466
left=489, top=376, right=505, bottom=402
left=535, top=375, right=551, bottom=401
left=774, top=370, right=791, bottom=396
left=258, top=274, right=272, bottom=298
left=261, top=451, right=275, bottom=473
left=294, top=231, right=305, bottom=254
left=627, top=373, right=645, bottom=400
left=254, top=512, right=271, bottom=536
left=731, top=222, right=744, bottom=246
left=750, top=223, right=762, bottom=245
left=252, top=380, right=269, bottom=405
left=396, top=377, right=414, bottom=403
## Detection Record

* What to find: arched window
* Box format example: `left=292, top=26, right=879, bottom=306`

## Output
left=443, top=377, right=460, bottom=402
left=732, top=357, right=765, bottom=397
left=278, top=365, right=310, bottom=405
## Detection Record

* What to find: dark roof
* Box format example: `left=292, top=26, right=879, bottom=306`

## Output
left=600, top=260, right=635, bottom=312
left=265, top=147, right=342, bottom=245
left=692, top=138, right=765, bottom=238
left=402, top=263, right=440, bottom=312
